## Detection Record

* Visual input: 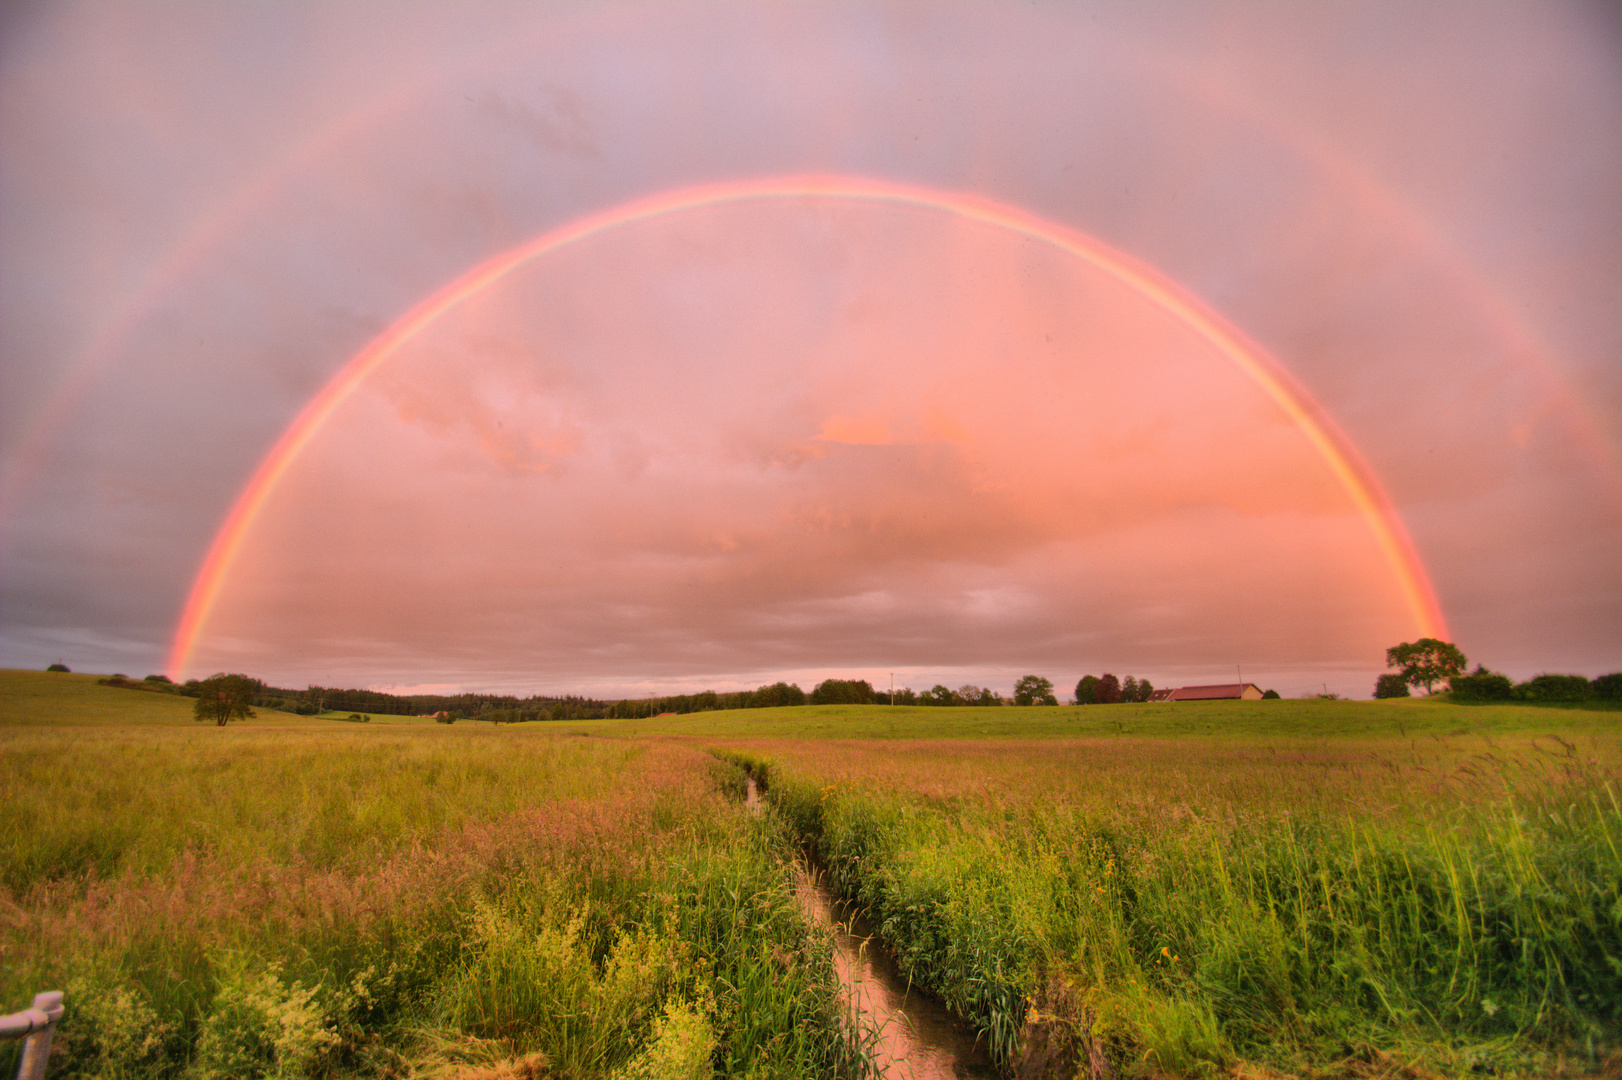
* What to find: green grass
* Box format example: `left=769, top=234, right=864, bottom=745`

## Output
left=0, top=670, right=204, bottom=726
left=0, top=673, right=862, bottom=1080
left=4, top=670, right=1617, bottom=1078
left=727, top=725, right=1622, bottom=1077
left=575, top=695, right=1620, bottom=742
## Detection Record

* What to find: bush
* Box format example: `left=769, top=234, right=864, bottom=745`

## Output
left=46, top=663, right=70, bottom=673
left=190, top=957, right=340, bottom=1079
left=1261, top=689, right=1280, bottom=699
left=1373, top=673, right=1410, bottom=699
left=144, top=674, right=173, bottom=684
left=1514, top=674, right=1593, bottom=702
left=1592, top=673, right=1622, bottom=701
left=1450, top=665, right=1513, bottom=701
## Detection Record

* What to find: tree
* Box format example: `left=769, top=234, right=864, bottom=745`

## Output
left=1121, top=676, right=1139, bottom=702
left=1136, top=678, right=1154, bottom=703
left=193, top=673, right=258, bottom=726
left=1074, top=675, right=1100, bottom=704
left=1096, top=673, right=1122, bottom=704
left=1385, top=638, right=1467, bottom=694
left=1261, top=689, right=1281, bottom=699
left=1373, top=673, right=1410, bottom=699
left=749, top=682, right=805, bottom=708
left=46, top=663, right=69, bottom=672
left=809, top=679, right=875, bottom=705
left=958, top=684, right=997, bottom=707
left=1013, top=675, right=1057, bottom=706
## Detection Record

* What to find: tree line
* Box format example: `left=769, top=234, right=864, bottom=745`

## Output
left=1375, top=638, right=1620, bottom=704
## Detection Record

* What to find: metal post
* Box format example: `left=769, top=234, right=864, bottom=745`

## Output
left=1, top=991, right=64, bottom=1080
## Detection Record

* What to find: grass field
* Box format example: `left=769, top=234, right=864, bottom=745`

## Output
left=2, top=669, right=1618, bottom=1078
left=0, top=672, right=860, bottom=1080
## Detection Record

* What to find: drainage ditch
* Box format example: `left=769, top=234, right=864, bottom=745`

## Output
left=747, top=775, right=996, bottom=1080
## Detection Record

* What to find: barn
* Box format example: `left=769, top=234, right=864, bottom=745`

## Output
left=1152, top=683, right=1265, bottom=701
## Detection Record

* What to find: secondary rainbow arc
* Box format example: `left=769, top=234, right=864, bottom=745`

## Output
left=167, top=174, right=1448, bottom=680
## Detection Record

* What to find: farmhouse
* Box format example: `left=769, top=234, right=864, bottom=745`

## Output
left=1151, top=683, right=1264, bottom=701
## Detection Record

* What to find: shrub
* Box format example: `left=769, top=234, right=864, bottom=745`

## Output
left=1261, top=689, right=1280, bottom=699
left=1450, top=665, right=1513, bottom=701
left=191, top=957, right=340, bottom=1079
left=1592, top=673, right=1622, bottom=700
left=1373, top=673, right=1410, bottom=699
left=144, top=673, right=173, bottom=684
left=1514, top=674, right=1593, bottom=702
left=46, top=663, right=70, bottom=672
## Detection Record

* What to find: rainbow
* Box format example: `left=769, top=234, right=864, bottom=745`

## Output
left=166, top=173, right=1449, bottom=679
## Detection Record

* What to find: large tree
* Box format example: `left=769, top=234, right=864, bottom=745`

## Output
left=809, top=678, right=875, bottom=705
left=1074, top=675, right=1100, bottom=704
left=1096, top=673, right=1122, bottom=704
left=1384, top=639, right=1467, bottom=695
left=1013, top=675, right=1057, bottom=706
left=193, top=673, right=259, bottom=726
left=958, top=684, right=997, bottom=707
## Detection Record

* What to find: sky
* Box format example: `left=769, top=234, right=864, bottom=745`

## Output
left=2, top=2, right=1619, bottom=701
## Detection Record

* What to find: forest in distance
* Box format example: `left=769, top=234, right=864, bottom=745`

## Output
left=72, top=635, right=1622, bottom=724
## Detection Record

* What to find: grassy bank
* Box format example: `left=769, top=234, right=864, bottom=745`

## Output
left=0, top=674, right=861, bottom=1080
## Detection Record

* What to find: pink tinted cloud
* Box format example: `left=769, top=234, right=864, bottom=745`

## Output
left=194, top=201, right=1412, bottom=693
left=4, top=2, right=1617, bottom=690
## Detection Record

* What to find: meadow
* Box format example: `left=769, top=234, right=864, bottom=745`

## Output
left=0, top=672, right=859, bottom=1080
left=2, top=670, right=1618, bottom=1078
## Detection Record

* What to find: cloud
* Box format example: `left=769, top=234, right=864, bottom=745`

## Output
left=3, top=2, right=1618, bottom=690
left=190, top=200, right=1416, bottom=689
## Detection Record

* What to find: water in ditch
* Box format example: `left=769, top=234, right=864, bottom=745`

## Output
left=747, top=777, right=997, bottom=1080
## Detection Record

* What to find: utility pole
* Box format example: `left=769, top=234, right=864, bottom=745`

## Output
left=890, top=673, right=895, bottom=706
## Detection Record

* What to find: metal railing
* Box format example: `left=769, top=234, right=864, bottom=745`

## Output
left=0, top=993, right=63, bottom=1080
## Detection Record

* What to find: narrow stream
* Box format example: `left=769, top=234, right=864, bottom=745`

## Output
left=747, top=777, right=997, bottom=1080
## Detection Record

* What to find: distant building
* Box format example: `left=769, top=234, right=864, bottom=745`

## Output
left=1153, top=683, right=1264, bottom=701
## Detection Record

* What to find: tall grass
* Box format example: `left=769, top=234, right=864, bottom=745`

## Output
left=743, top=733, right=1622, bottom=1076
left=0, top=722, right=862, bottom=1079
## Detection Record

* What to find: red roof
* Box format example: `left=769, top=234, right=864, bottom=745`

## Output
left=1168, top=683, right=1260, bottom=701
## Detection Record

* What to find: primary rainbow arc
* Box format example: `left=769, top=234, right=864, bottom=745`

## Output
left=167, top=173, right=1448, bottom=680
